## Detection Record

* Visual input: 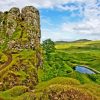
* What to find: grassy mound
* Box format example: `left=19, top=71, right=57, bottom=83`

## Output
left=0, top=86, right=29, bottom=100
left=0, top=77, right=99, bottom=100
left=35, top=77, right=80, bottom=92
left=15, top=77, right=99, bottom=100
left=39, top=84, right=95, bottom=100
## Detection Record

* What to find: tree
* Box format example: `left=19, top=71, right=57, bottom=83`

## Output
left=42, top=39, right=55, bottom=54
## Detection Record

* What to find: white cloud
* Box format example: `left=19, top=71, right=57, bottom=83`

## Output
left=0, top=0, right=100, bottom=41
left=57, top=5, right=79, bottom=11
left=0, top=0, right=97, bottom=11
left=41, top=18, right=100, bottom=41
left=61, top=18, right=100, bottom=35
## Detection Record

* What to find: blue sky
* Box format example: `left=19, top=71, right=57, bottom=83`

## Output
left=0, top=0, right=100, bottom=41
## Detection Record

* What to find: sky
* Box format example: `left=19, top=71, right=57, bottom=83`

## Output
left=0, top=0, right=100, bottom=41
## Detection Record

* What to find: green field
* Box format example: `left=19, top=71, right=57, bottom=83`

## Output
left=55, top=40, right=100, bottom=71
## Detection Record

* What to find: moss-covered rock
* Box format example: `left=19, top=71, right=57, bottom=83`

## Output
left=0, top=6, right=42, bottom=91
left=0, top=6, right=41, bottom=51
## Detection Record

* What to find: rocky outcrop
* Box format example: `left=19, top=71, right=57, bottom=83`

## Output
left=0, top=6, right=42, bottom=90
left=6, top=7, right=20, bottom=37
left=0, top=6, right=41, bottom=51
left=0, top=12, right=4, bottom=39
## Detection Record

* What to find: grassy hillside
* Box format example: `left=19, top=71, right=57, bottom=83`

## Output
left=55, top=40, right=100, bottom=50
left=0, top=49, right=38, bottom=91
left=0, top=40, right=100, bottom=100
left=55, top=40, right=100, bottom=71
left=0, top=77, right=99, bottom=100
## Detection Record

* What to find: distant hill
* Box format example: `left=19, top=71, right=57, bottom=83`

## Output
left=73, top=39, right=91, bottom=43
left=55, top=39, right=91, bottom=44
left=55, top=41, right=69, bottom=44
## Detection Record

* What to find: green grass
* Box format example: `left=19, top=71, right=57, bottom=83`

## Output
left=0, top=77, right=99, bottom=100
left=55, top=40, right=100, bottom=50
left=1, top=77, right=98, bottom=100
left=0, top=49, right=38, bottom=91
left=0, top=51, right=8, bottom=64
left=0, top=40, right=100, bottom=100
left=39, top=40, right=100, bottom=85
left=35, top=77, right=80, bottom=92
left=55, top=40, right=100, bottom=71
left=0, top=86, right=29, bottom=100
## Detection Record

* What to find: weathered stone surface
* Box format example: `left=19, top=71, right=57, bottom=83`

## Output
left=0, top=12, right=4, bottom=38
left=9, top=7, right=20, bottom=18
left=0, top=6, right=41, bottom=50
left=21, top=6, right=41, bottom=50
left=0, top=12, right=4, bottom=22
left=0, top=6, right=42, bottom=91
left=6, top=8, right=20, bottom=36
